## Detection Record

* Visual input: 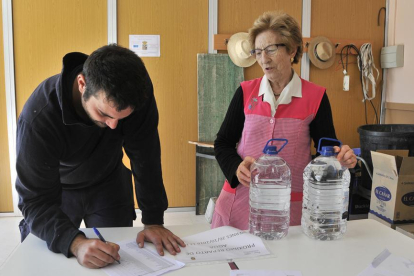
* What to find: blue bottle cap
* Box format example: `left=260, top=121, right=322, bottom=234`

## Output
left=264, top=145, right=277, bottom=155
left=262, top=139, right=288, bottom=155
left=317, top=137, right=341, bottom=156
left=320, top=146, right=335, bottom=156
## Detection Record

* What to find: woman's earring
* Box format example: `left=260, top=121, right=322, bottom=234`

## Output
left=290, top=57, right=294, bottom=63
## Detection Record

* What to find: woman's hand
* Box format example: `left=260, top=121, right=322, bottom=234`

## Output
left=334, top=145, right=357, bottom=168
left=236, top=156, right=256, bottom=187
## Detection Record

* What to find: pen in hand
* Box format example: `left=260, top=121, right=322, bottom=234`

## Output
left=93, top=227, right=121, bottom=264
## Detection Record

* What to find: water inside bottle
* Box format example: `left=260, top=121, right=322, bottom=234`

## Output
left=249, top=181, right=291, bottom=240
left=301, top=157, right=350, bottom=240
left=249, top=139, right=291, bottom=240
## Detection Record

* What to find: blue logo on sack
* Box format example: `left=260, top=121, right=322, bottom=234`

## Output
left=375, top=186, right=391, bottom=201
left=402, top=192, right=414, bottom=206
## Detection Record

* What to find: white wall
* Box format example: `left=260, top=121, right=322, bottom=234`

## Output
left=386, top=0, right=414, bottom=104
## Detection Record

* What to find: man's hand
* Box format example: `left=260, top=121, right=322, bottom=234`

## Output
left=334, top=145, right=357, bottom=168
left=136, top=225, right=186, bottom=256
left=236, top=156, right=256, bottom=187
left=70, top=234, right=120, bottom=268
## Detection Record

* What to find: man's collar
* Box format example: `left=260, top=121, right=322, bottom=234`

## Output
left=59, top=52, right=91, bottom=126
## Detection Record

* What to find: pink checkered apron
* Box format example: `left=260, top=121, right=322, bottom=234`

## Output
left=211, top=77, right=325, bottom=230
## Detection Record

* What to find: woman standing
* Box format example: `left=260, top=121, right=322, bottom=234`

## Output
left=212, top=11, right=356, bottom=229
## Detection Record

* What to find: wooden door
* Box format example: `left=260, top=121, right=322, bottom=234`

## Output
left=118, top=0, right=209, bottom=208
left=13, top=0, right=107, bottom=115
left=10, top=0, right=106, bottom=213
left=218, top=0, right=303, bottom=79
left=310, top=0, right=385, bottom=148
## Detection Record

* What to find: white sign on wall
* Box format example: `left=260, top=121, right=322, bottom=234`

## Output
left=129, top=35, right=160, bottom=57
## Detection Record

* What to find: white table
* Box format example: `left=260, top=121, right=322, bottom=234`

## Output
left=1, top=219, right=414, bottom=276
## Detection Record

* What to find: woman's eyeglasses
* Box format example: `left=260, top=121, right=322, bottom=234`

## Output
left=250, top=44, right=285, bottom=58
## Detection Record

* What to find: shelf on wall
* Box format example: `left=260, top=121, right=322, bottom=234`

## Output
left=214, top=34, right=372, bottom=55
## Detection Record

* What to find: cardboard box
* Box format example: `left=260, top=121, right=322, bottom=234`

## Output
left=396, top=224, right=414, bottom=239
left=368, top=212, right=397, bottom=229
left=369, top=150, right=414, bottom=224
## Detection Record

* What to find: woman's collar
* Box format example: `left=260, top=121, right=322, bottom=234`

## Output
left=258, top=70, right=302, bottom=116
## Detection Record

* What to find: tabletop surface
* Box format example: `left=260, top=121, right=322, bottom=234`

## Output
left=1, top=219, right=414, bottom=276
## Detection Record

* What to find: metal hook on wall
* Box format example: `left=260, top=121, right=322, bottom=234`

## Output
left=377, top=7, right=386, bottom=26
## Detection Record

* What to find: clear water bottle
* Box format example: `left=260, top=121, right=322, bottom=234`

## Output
left=249, top=138, right=291, bottom=240
left=301, top=138, right=350, bottom=240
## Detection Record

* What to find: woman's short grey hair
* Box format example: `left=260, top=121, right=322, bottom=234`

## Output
left=248, top=11, right=303, bottom=64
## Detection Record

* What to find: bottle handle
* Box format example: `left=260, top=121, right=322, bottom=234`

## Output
left=264, top=138, right=288, bottom=154
left=317, top=137, right=342, bottom=153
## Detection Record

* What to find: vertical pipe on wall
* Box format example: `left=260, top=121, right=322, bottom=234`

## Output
left=208, top=0, right=217, bottom=54
left=301, top=0, right=311, bottom=80
left=108, top=0, right=117, bottom=44
left=2, top=0, right=20, bottom=216
left=380, top=0, right=390, bottom=124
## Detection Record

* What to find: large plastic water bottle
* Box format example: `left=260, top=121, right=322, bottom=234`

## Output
left=249, top=139, right=291, bottom=240
left=301, top=138, right=350, bottom=240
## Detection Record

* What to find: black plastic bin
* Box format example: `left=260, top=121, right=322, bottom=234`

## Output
left=357, top=124, right=414, bottom=191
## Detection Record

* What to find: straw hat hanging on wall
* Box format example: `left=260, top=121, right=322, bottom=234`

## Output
left=308, top=36, right=336, bottom=69
left=227, top=32, right=256, bottom=68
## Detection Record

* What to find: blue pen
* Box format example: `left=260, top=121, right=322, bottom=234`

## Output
left=93, top=227, right=121, bottom=264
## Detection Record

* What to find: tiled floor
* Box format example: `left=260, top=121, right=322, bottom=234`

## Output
left=0, top=210, right=208, bottom=270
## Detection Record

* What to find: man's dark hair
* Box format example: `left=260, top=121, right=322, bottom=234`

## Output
left=82, top=44, right=151, bottom=111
